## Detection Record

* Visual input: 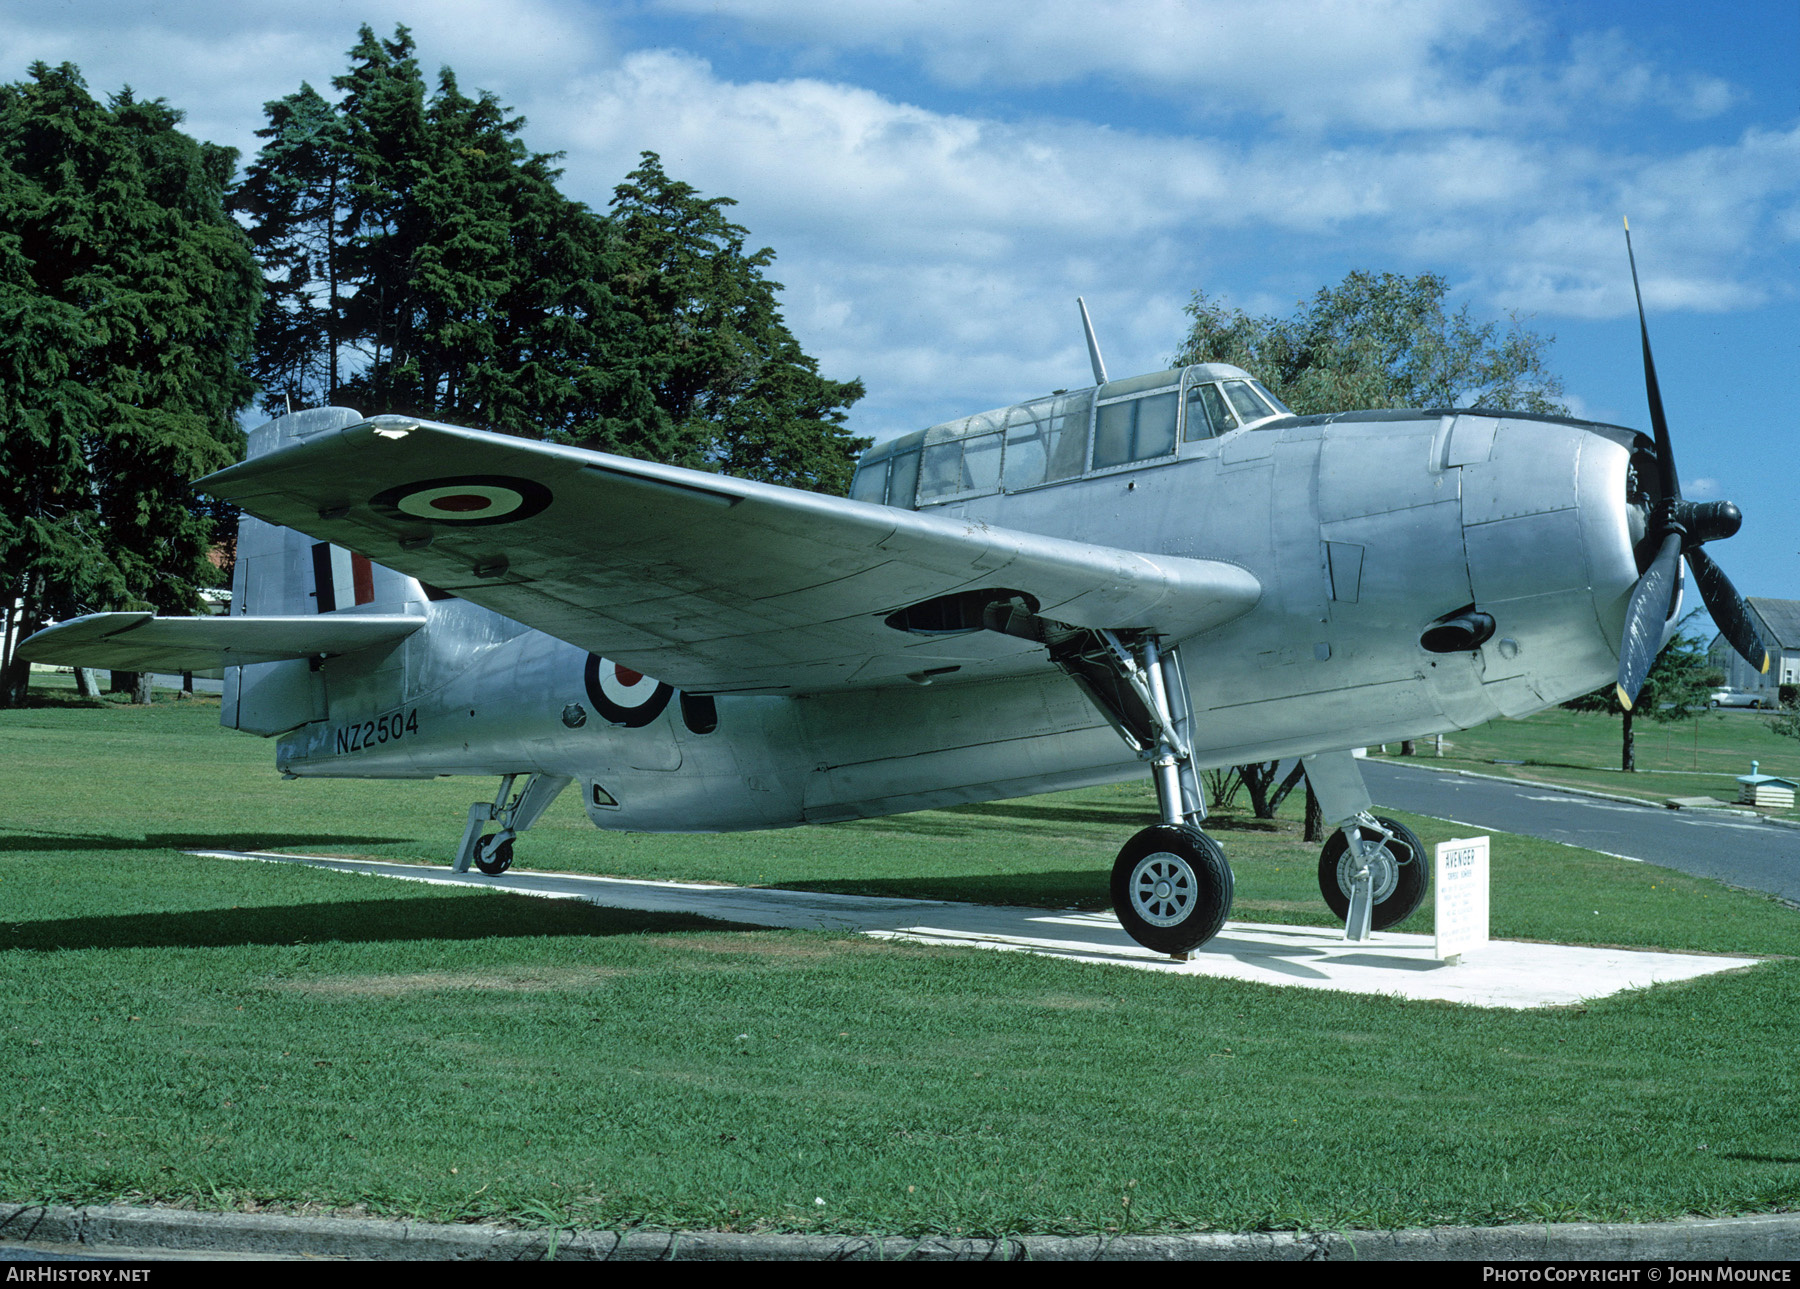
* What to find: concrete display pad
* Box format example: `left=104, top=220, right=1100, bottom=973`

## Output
left=190, top=850, right=1762, bottom=1010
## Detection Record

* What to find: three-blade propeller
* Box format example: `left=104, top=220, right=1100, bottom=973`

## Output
left=1614, top=218, right=1769, bottom=709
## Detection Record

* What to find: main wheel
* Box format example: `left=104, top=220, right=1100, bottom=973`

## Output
left=1317, top=817, right=1427, bottom=930
left=1110, top=825, right=1234, bottom=955
left=473, top=834, right=514, bottom=875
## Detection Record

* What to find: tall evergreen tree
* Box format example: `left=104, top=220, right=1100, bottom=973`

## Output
left=332, top=24, right=429, bottom=414
left=1175, top=270, right=1566, bottom=416
left=0, top=63, right=258, bottom=706
left=229, top=82, right=350, bottom=413
left=236, top=30, right=864, bottom=493
left=606, top=152, right=867, bottom=491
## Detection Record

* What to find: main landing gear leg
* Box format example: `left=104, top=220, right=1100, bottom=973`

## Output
left=1080, top=635, right=1232, bottom=958
left=982, top=606, right=1234, bottom=956
left=452, top=773, right=573, bottom=876
left=1302, top=751, right=1429, bottom=939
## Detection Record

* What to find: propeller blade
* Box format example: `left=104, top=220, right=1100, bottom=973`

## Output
left=1686, top=545, right=1770, bottom=675
left=1616, top=531, right=1683, bottom=709
left=1624, top=217, right=1680, bottom=502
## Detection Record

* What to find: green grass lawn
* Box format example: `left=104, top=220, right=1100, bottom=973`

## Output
left=1367, top=705, right=1800, bottom=815
left=3, top=680, right=1798, bottom=1234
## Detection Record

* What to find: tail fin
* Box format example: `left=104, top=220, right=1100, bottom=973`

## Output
left=234, top=408, right=378, bottom=618
left=226, top=408, right=428, bottom=734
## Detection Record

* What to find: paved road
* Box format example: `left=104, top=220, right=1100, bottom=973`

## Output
left=1362, top=760, right=1800, bottom=905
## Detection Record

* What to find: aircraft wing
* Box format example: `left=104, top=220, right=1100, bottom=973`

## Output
left=18, top=612, right=425, bottom=672
left=199, top=417, right=1261, bottom=693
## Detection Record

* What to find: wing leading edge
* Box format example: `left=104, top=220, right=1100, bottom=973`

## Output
left=199, top=415, right=1261, bottom=694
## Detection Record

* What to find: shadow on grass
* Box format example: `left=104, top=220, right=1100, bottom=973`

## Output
left=0, top=896, right=750, bottom=953
left=0, top=832, right=413, bottom=853
left=839, top=802, right=1290, bottom=839
left=774, top=869, right=1112, bottom=909
left=939, top=801, right=1159, bottom=827
left=10, top=691, right=113, bottom=710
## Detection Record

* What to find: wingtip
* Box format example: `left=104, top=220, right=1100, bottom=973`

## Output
left=1615, top=684, right=1634, bottom=711
left=1761, top=651, right=1772, bottom=675
left=1623, top=214, right=1630, bottom=231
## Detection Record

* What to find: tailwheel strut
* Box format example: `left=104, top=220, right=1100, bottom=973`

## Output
left=1301, top=751, right=1431, bottom=940
left=453, top=772, right=572, bottom=875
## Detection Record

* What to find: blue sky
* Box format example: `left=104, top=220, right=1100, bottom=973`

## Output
left=5, top=1, right=1796, bottom=600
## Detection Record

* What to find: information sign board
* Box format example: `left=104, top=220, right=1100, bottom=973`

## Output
left=1434, top=835, right=1490, bottom=963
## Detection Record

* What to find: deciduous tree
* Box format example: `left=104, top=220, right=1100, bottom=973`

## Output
left=1174, top=270, right=1566, bottom=416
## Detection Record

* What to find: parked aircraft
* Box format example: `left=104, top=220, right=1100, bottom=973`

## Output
left=22, top=228, right=1767, bottom=955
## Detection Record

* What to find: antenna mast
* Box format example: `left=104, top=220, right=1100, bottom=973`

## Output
left=1077, top=297, right=1109, bottom=386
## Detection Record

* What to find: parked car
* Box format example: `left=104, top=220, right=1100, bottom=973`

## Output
left=1708, top=688, right=1769, bottom=709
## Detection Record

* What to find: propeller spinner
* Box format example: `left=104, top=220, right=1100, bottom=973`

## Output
left=1614, top=218, right=1770, bottom=709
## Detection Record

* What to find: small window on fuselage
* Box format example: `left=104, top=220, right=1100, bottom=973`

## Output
left=850, top=458, right=888, bottom=503
left=1093, top=390, right=1179, bottom=468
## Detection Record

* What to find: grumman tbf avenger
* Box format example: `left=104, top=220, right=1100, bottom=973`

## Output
left=23, top=229, right=1770, bottom=955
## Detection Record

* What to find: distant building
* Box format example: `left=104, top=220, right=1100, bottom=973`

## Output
left=1708, top=598, right=1800, bottom=696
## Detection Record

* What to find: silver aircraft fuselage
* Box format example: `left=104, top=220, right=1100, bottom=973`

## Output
left=267, top=406, right=1649, bottom=833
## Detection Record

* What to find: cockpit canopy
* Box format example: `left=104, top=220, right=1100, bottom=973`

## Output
left=850, top=363, right=1291, bottom=510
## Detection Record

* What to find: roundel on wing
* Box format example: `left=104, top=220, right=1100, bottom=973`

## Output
left=371, top=475, right=552, bottom=526
left=583, top=654, right=674, bottom=728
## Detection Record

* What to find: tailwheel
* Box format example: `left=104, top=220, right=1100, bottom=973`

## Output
left=1318, top=816, right=1428, bottom=930
left=473, top=833, right=515, bottom=876
left=1111, top=824, right=1234, bottom=955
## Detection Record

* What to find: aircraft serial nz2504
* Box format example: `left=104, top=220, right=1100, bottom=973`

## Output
left=24, top=232, right=1770, bottom=955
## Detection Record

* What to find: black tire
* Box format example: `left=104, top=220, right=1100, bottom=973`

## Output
left=1317, top=817, right=1428, bottom=930
left=1110, top=825, right=1234, bottom=955
left=474, top=834, right=514, bottom=876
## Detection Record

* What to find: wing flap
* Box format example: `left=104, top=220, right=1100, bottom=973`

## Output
left=200, top=416, right=1261, bottom=692
left=19, top=613, right=424, bottom=672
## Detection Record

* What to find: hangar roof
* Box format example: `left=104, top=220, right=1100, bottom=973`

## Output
left=1748, top=599, right=1800, bottom=650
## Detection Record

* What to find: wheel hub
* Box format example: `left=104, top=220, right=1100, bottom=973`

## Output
left=1130, top=851, right=1197, bottom=927
left=1336, top=845, right=1399, bottom=903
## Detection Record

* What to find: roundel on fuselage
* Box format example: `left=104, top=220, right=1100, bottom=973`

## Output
left=583, top=654, right=674, bottom=728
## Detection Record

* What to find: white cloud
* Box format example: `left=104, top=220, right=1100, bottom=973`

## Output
left=649, top=0, right=1747, bottom=136
left=521, top=48, right=1796, bottom=434
left=0, top=1, right=606, bottom=157
left=651, top=0, right=1524, bottom=131
left=0, top=5, right=1790, bottom=442
left=1542, top=30, right=1741, bottom=122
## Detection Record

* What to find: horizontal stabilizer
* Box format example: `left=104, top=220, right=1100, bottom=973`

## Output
left=19, top=613, right=424, bottom=672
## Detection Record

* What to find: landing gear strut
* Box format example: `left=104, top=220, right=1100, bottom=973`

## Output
left=1317, top=815, right=1427, bottom=932
left=1047, top=630, right=1232, bottom=956
left=453, top=773, right=572, bottom=875
left=1302, top=752, right=1431, bottom=939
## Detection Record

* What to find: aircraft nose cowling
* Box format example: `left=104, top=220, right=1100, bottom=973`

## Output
left=1453, top=416, right=1643, bottom=716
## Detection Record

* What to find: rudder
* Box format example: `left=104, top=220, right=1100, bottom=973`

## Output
left=225, top=407, right=427, bottom=734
